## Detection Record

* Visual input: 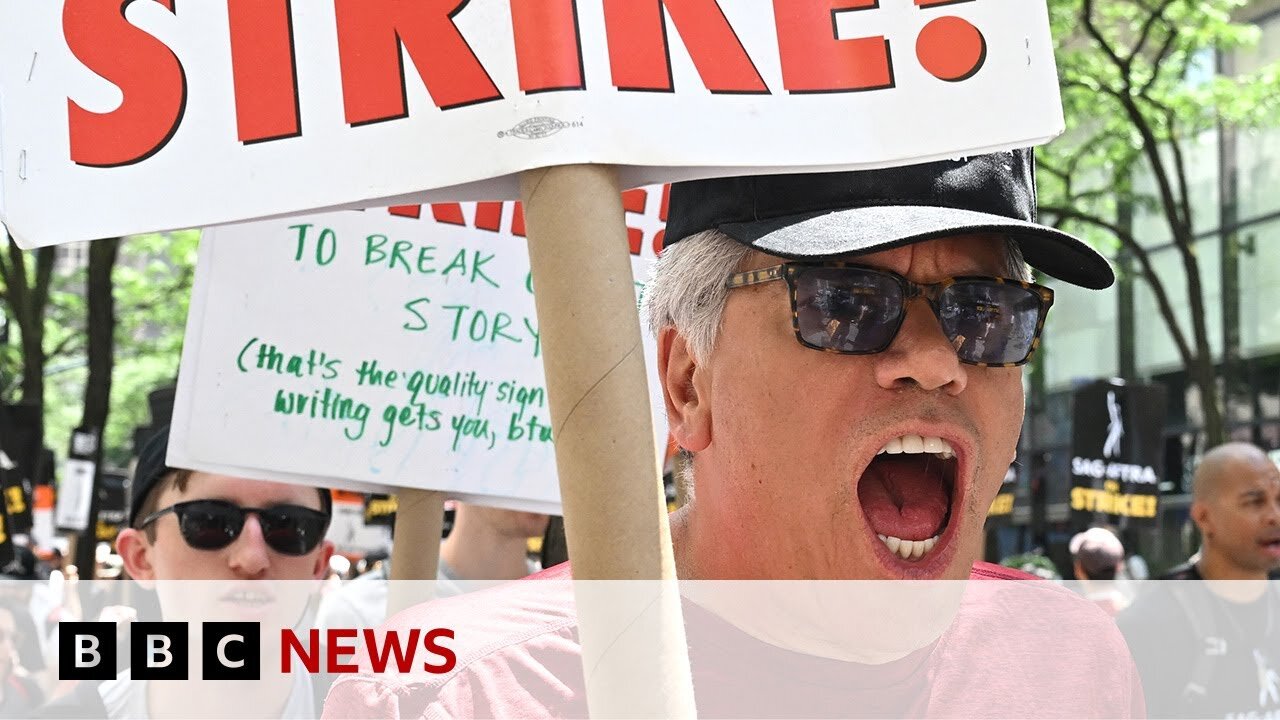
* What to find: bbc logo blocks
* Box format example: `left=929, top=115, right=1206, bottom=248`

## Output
left=130, top=623, right=188, bottom=681
left=58, top=623, right=116, bottom=681
left=59, top=622, right=260, bottom=681
left=202, top=622, right=261, bottom=680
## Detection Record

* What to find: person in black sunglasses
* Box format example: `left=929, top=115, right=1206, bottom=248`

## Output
left=324, top=151, right=1146, bottom=718
left=115, top=426, right=333, bottom=584
left=42, top=426, right=334, bottom=719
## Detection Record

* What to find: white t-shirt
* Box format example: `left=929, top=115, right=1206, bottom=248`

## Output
left=98, top=665, right=317, bottom=719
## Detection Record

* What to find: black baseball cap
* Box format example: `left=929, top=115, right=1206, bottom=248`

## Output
left=664, top=149, right=1113, bottom=289
left=128, top=426, right=332, bottom=527
left=129, top=426, right=172, bottom=528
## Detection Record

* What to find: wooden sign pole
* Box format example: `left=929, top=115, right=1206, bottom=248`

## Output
left=387, top=488, right=445, bottom=617
left=520, top=165, right=696, bottom=718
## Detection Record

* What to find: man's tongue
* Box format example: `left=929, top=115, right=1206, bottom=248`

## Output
left=857, top=455, right=950, bottom=541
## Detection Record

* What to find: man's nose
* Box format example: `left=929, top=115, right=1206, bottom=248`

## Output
left=227, top=514, right=271, bottom=577
left=872, top=298, right=968, bottom=394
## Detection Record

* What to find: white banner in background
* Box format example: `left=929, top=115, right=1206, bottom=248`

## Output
left=0, top=0, right=1065, bottom=247
left=170, top=190, right=668, bottom=512
left=54, top=458, right=93, bottom=531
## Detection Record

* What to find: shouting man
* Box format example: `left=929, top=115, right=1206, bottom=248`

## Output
left=324, top=151, right=1143, bottom=718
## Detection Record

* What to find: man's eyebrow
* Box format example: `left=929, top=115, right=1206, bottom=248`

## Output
left=1239, top=489, right=1266, bottom=502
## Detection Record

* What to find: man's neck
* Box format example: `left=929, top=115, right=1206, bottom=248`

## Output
left=1196, top=547, right=1269, bottom=603
left=439, top=525, right=530, bottom=581
left=1197, top=547, right=1268, bottom=582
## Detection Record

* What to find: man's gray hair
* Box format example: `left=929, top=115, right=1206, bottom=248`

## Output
left=643, top=230, right=1031, bottom=365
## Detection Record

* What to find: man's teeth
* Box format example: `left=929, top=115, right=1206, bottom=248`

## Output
left=224, top=590, right=271, bottom=603
left=877, top=434, right=955, bottom=459
left=877, top=533, right=940, bottom=560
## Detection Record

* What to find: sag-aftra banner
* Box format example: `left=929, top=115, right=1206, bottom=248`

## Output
left=0, top=0, right=1064, bottom=248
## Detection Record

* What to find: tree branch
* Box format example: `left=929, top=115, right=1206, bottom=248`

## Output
left=1139, top=24, right=1181, bottom=97
left=117, top=266, right=193, bottom=317
left=1129, top=0, right=1176, bottom=67
left=4, top=240, right=31, bottom=328
left=1081, top=0, right=1132, bottom=86
left=1115, top=91, right=1192, bottom=244
left=1038, top=204, right=1197, bottom=366
left=47, top=333, right=83, bottom=361
left=32, top=246, right=55, bottom=312
left=1163, top=109, right=1194, bottom=226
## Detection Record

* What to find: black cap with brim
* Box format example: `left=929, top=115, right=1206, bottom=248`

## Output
left=129, top=426, right=173, bottom=528
left=128, top=425, right=333, bottom=528
left=664, top=150, right=1115, bottom=290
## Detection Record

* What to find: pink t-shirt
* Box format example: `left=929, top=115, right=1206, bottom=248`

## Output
left=323, top=562, right=1144, bottom=719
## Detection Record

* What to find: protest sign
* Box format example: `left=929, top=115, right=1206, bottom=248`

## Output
left=30, top=484, right=55, bottom=550
left=364, top=493, right=397, bottom=527
left=1, top=0, right=1064, bottom=247
left=326, top=491, right=393, bottom=555
left=170, top=188, right=665, bottom=514
left=0, top=404, right=40, bottom=533
left=54, top=459, right=93, bottom=532
left=93, top=470, right=127, bottom=543
left=55, top=427, right=98, bottom=532
left=0, top=2, right=1071, bottom=714
left=1070, top=380, right=1167, bottom=526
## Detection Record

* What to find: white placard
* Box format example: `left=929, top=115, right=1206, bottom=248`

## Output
left=170, top=190, right=668, bottom=513
left=30, top=506, right=55, bottom=550
left=1, top=0, right=1065, bottom=247
left=54, top=458, right=94, bottom=531
left=325, top=499, right=392, bottom=555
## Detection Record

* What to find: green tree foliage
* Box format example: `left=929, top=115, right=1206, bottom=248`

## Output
left=4, top=231, right=197, bottom=468
left=1040, top=0, right=1280, bottom=447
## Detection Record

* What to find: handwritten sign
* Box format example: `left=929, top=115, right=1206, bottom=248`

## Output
left=0, top=0, right=1065, bottom=247
left=169, top=188, right=668, bottom=513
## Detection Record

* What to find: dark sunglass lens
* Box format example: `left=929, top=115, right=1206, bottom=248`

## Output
left=177, top=502, right=242, bottom=550
left=793, top=268, right=903, bottom=352
left=939, top=282, right=1043, bottom=364
left=258, top=506, right=326, bottom=556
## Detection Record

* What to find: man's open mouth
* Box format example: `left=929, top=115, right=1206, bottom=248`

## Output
left=857, top=435, right=958, bottom=562
left=1260, top=534, right=1280, bottom=557
left=220, top=587, right=277, bottom=608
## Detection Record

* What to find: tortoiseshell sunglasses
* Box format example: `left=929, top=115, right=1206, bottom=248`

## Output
left=725, top=262, right=1054, bottom=367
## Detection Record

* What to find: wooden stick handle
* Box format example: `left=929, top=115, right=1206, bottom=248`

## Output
left=387, top=488, right=445, bottom=617
left=521, top=165, right=696, bottom=718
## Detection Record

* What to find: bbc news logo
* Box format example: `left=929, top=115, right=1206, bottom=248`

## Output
left=59, top=622, right=457, bottom=680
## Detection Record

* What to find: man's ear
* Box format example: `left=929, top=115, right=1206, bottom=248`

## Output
left=312, top=540, right=336, bottom=580
left=116, top=528, right=156, bottom=585
left=1190, top=500, right=1212, bottom=539
left=658, top=327, right=711, bottom=452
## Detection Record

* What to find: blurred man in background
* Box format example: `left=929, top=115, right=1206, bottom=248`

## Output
left=317, top=502, right=548, bottom=629
left=1120, top=442, right=1280, bottom=717
left=0, top=600, right=44, bottom=717
left=1069, top=527, right=1127, bottom=616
